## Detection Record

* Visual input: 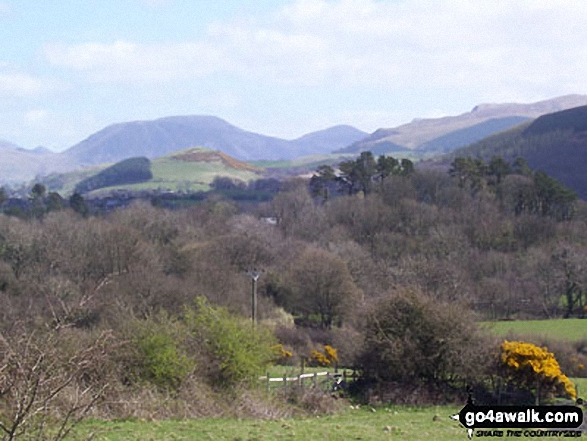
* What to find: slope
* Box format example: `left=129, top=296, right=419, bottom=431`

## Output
left=290, top=125, right=368, bottom=156
left=445, top=105, right=587, bottom=199
left=44, top=147, right=263, bottom=195
left=63, top=116, right=367, bottom=165
left=417, top=116, right=530, bottom=154
left=347, top=94, right=587, bottom=153
left=0, top=141, right=76, bottom=184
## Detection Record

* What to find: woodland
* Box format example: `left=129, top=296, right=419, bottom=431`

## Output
left=0, top=152, right=586, bottom=439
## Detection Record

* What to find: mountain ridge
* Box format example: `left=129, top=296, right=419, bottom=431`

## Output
left=444, top=104, right=587, bottom=199
left=63, top=116, right=368, bottom=166
left=347, top=94, right=587, bottom=153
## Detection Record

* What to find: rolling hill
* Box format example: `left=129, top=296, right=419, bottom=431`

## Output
left=0, top=121, right=366, bottom=184
left=0, top=140, right=75, bottom=184
left=289, top=125, right=368, bottom=156
left=63, top=116, right=368, bottom=166
left=445, top=105, right=587, bottom=199
left=345, top=94, right=587, bottom=154
left=42, top=147, right=263, bottom=196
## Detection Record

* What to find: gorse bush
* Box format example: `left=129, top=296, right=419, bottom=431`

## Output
left=309, top=345, right=339, bottom=367
left=271, top=343, right=293, bottom=365
left=500, top=341, right=576, bottom=401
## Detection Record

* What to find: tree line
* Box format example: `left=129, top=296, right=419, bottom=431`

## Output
left=0, top=151, right=586, bottom=434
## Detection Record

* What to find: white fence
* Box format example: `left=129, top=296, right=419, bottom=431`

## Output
left=259, top=371, right=354, bottom=391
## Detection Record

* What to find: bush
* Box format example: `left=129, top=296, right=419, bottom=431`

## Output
left=0, top=328, right=111, bottom=440
left=129, top=313, right=194, bottom=390
left=185, top=297, right=276, bottom=388
left=499, top=341, right=576, bottom=402
left=309, top=345, right=339, bottom=367
left=357, top=290, right=493, bottom=389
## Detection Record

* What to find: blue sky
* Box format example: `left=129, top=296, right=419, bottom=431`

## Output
left=1, top=0, right=587, bottom=151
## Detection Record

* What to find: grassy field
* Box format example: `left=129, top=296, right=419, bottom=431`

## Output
left=483, top=319, right=587, bottom=342
left=43, top=148, right=263, bottom=196
left=69, top=404, right=585, bottom=440
left=71, top=406, right=466, bottom=440
left=87, top=158, right=260, bottom=195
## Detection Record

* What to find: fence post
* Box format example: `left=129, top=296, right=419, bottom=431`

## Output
left=283, top=374, right=287, bottom=391
left=313, top=372, right=317, bottom=387
left=266, top=372, right=270, bottom=392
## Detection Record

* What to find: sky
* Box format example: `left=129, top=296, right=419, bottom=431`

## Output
left=1, top=0, right=587, bottom=151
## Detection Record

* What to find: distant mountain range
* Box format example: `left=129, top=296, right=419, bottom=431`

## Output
left=64, top=116, right=368, bottom=166
left=342, top=94, right=587, bottom=154
left=0, top=118, right=367, bottom=183
left=2, top=94, right=587, bottom=185
left=0, top=139, right=76, bottom=184
left=445, top=105, right=587, bottom=199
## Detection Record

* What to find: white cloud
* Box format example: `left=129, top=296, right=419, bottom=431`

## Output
left=44, top=40, right=226, bottom=83
left=24, top=109, right=49, bottom=123
left=43, top=0, right=587, bottom=99
left=0, top=72, right=45, bottom=97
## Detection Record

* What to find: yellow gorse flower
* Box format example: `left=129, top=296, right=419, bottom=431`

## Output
left=500, top=341, right=576, bottom=400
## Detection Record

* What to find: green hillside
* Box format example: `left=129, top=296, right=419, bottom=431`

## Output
left=445, top=106, right=587, bottom=199
left=42, top=147, right=263, bottom=196
left=75, top=157, right=152, bottom=193
left=418, top=116, right=529, bottom=153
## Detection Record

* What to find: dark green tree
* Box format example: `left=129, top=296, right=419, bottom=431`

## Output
left=400, top=158, right=415, bottom=176
left=29, top=183, right=47, bottom=219
left=309, top=164, right=337, bottom=201
left=533, top=171, right=577, bottom=220
left=488, top=156, right=511, bottom=184
left=30, top=183, right=46, bottom=200
left=339, top=151, right=377, bottom=195
left=46, top=192, right=64, bottom=212
left=69, top=192, right=89, bottom=217
left=513, top=157, right=533, bottom=177
left=0, top=187, right=7, bottom=208
left=449, top=157, right=484, bottom=191
left=376, top=155, right=400, bottom=180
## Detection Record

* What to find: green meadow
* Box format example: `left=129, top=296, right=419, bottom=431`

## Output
left=71, top=406, right=465, bottom=441
left=483, top=319, right=587, bottom=342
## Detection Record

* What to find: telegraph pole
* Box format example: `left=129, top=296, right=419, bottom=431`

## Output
left=247, top=269, right=261, bottom=327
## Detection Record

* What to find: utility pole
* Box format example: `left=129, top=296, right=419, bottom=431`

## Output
left=247, top=269, right=261, bottom=327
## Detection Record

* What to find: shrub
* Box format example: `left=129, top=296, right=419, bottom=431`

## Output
left=0, top=328, right=111, bottom=440
left=129, top=313, right=194, bottom=390
left=357, top=290, right=493, bottom=388
left=185, top=297, right=276, bottom=388
left=500, top=341, right=576, bottom=402
left=308, top=345, right=339, bottom=367
left=272, top=343, right=293, bottom=365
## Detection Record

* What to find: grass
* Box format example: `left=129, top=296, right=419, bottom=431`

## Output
left=68, top=404, right=584, bottom=440
left=265, top=365, right=341, bottom=377
left=44, top=148, right=263, bottom=196
left=86, top=157, right=261, bottom=195
left=69, top=406, right=466, bottom=440
left=483, top=318, right=587, bottom=342
left=573, top=377, right=587, bottom=398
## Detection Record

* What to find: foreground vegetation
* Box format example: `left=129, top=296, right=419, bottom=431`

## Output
left=1, top=151, right=587, bottom=438
left=71, top=406, right=464, bottom=441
